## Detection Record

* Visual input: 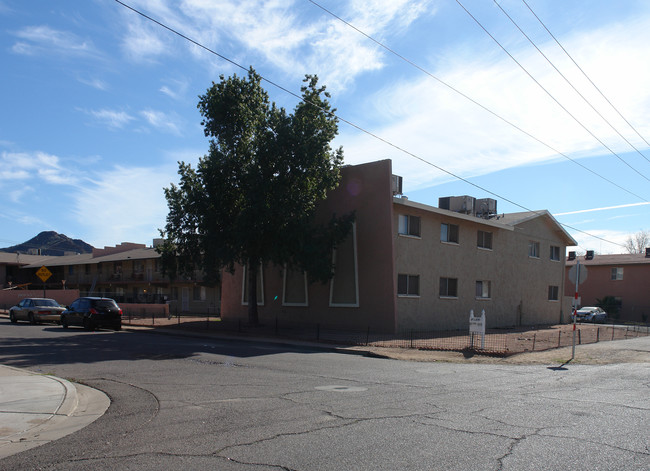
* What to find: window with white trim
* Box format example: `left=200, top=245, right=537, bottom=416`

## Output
left=397, top=274, right=419, bottom=296
left=475, top=280, right=491, bottom=299
left=398, top=214, right=421, bottom=237
left=330, top=223, right=359, bottom=307
left=283, top=267, right=308, bottom=306
left=441, top=223, right=459, bottom=244
left=439, top=277, right=458, bottom=297
left=528, top=241, right=540, bottom=258
left=242, top=264, right=264, bottom=306
left=611, top=267, right=624, bottom=280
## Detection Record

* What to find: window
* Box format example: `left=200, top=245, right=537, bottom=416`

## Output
left=528, top=241, right=540, bottom=258
left=441, top=223, right=459, bottom=244
left=330, top=223, right=359, bottom=306
left=397, top=274, right=420, bottom=296
left=611, top=267, right=624, bottom=280
left=193, top=285, right=206, bottom=301
left=477, top=230, right=492, bottom=249
left=548, top=285, right=559, bottom=301
left=283, top=267, right=308, bottom=306
left=475, top=280, right=491, bottom=299
left=550, top=246, right=560, bottom=261
left=398, top=214, right=421, bottom=237
left=439, top=277, right=458, bottom=297
left=242, top=264, right=264, bottom=305
left=68, top=265, right=74, bottom=275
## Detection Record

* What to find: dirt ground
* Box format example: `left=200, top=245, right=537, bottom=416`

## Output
left=122, top=318, right=649, bottom=366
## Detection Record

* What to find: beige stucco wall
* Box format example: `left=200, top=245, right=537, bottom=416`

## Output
left=394, top=204, right=571, bottom=331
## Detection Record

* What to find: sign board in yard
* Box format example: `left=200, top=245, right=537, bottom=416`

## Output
left=469, top=309, right=486, bottom=349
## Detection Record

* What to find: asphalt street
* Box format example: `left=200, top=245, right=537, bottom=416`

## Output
left=0, top=320, right=648, bottom=470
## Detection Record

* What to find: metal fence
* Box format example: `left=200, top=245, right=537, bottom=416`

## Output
left=121, top=313, right=650, bottom=356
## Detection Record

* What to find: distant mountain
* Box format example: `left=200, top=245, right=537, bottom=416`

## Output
left=0, top=231, right=94, bottom=256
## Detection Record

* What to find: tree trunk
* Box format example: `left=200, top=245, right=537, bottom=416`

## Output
left=247, top=261, right=259, bottom=325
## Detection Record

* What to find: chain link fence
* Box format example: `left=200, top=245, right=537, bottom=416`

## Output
left=122, top=313, right=649, bottom=356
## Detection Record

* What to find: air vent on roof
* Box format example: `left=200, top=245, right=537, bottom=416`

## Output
left=585, top=250, right=594, bottom=260
left=391, top=175, right=403, bottom=196
left=438, top=195, right=475, bottom=214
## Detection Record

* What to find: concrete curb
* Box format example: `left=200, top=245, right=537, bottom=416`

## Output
left=0, top=365, right=110, bottom=459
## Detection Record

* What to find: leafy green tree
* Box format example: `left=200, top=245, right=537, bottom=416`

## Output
left=160, top=68, right=354, bottom=325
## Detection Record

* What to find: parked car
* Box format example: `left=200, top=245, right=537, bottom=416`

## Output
left=575, top=306, right=607, bottom=323
left=61, top=297, right=123, bottom=331
left=9, top=298, right=66, bottom=324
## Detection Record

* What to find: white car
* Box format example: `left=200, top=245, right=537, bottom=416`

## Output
left=575, top=306, right=607, bottom=323
left=9, top=298, right=66, bottom=324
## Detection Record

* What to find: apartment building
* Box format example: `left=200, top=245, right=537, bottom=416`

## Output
left=565, top=250, right=650, bottom=322
left=220, top=159, right=576, bottom=333
left=6, top=243, right=219, bottom=315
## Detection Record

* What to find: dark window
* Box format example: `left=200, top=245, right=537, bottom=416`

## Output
left=398, top=215, right=421, bottom=237
left=548, top=286, right=559, bottom=301
left=398, top=274, right=420, bottom=296
left=441, top=223, right=459, bottom=243
left=476, top=280, right=491, bottom=298
left=528, top=241, right=540, bottom=258
left=550, top=246, right=560, bottom=261
left=477, top=230, right=492, bottom=249
left=440, top=277, right=458, bottom=297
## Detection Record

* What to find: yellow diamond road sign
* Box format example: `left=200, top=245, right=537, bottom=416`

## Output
left=36, top=266, right=52, bottom=283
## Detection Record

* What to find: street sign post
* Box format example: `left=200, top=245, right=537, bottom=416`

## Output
left=36, top=266, right=52, bottom=297
left=570, top=261, right=588, bottom=361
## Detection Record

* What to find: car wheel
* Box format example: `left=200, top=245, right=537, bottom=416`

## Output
left=83, top=318, right=94, bottom=331
left=114, top=323, right=122, bottom=331
left=28, top=312, right=36, bottom=325
left=61, top=316, right=69, bottom=329
left=9, top=312, right=17, bottom=323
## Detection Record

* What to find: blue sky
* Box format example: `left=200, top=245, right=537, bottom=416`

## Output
left=1, top=0, right=649, bottom=254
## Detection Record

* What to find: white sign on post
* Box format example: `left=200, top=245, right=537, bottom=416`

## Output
left=469, top=309, right=486, bottom=349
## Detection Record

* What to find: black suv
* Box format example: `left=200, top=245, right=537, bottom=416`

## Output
left=61, top=297, right=122, bottom=331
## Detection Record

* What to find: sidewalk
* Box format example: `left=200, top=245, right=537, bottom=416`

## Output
left=0, top=365, right=109, bottom=459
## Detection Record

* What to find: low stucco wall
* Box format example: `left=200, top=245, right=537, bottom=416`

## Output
left=0, top=289, right=80, bottom=308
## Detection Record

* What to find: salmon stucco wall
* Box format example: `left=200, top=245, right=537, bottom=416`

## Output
left=220, top=160, right=398, bottom=332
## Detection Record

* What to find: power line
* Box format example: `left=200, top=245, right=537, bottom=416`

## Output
left=493, top=0, right=650, bottom=166
left=305, top=0, right=647, bottom=202
left=113, top=1, right=627, bottom=249
left=521, top=0, right=650, bottom=150
left=455, top=0, right=650, bottom=183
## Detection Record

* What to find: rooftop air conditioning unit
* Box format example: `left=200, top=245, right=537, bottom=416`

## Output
left=391, top=175, right=403, bottom=196
left=439, top=195, right=475, bottom=214
left=475, top=198, right=497, bottom=218
left=568, top=251, right=576, bottom=260
left=646, top=247, right=650, bottom=258
left=585, top=250, right=594, bottom=260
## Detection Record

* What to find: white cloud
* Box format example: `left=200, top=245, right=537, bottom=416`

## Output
left=140, top=109, right=182, bottom=135
left=555, top=202, right=650, bottom=216
left=81, top=108, right=135, bottom=130
left=340, top=13, right=650, bottom=190
left=71, top=164, right=177, bottom=247
left=11, top=25, right=95, bottom=57
left=0, top=151, right=74, bottom=186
